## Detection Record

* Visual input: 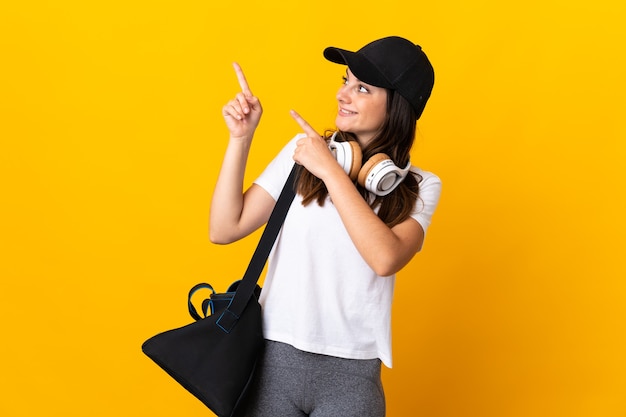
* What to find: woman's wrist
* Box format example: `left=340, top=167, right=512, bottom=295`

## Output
left=228, top=133, right=254, bottom=147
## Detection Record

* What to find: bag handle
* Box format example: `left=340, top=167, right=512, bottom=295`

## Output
left=187, top=283, right=216, bottom=321
left=216, top=164, right=299, bottom=333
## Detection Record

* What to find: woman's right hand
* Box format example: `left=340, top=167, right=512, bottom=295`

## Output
left=222, top=62, right=263, bottom=141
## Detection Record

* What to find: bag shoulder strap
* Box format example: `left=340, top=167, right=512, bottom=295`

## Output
left=216, top=164, right=299, bottom=333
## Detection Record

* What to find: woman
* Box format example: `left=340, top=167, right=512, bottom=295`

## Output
left=210, top=36, right=442, bottom=417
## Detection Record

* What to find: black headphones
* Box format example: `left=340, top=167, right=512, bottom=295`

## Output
left=328, top=132, right=411, bottom=196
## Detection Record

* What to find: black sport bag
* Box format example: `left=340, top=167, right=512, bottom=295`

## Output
left=142, top=165, right=297, bottom=417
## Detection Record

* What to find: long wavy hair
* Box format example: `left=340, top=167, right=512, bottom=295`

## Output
left=295, top=89, right=422, bottom=228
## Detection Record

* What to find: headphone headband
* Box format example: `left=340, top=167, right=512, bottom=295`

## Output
left=328, top=132, right=411, bottom=196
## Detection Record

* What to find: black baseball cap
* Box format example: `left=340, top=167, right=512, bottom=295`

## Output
left=323, top=36, right=435, bottom=119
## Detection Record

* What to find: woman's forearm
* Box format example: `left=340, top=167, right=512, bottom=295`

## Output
left=323, top=172, right=423, bottom=276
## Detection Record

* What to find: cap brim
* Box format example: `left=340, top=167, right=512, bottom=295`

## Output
left=323, top=46, right=391, bottom=89
left=323, top=47, right=352, bottom=65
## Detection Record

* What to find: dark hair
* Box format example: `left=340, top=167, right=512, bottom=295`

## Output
left=296, top=89, right=422, bottom=228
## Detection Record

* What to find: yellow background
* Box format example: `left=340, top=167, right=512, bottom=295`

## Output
left=1, top=0, right=625, bottom=416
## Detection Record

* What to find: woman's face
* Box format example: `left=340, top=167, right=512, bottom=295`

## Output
left=335, top=69, right=388, bottom=146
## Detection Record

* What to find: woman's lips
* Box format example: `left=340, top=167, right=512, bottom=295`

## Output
left=338, top=107, right=357, bottom=116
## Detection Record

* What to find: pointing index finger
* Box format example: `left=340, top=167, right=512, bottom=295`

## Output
left=233, top=62, right=253, bottom=96
left=290, top=110, right=320, bottom=138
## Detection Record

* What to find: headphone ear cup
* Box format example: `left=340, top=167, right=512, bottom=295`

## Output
left=344, top=141, right=363, bottom=181
left=357, top=153, right=390, bottom=189
left=358, top=153, right=410, bottom=196
left=330, top=140, right=362, bottom=181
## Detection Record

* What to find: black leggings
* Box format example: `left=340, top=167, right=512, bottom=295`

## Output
left=236, top=340, right=385, bottom=417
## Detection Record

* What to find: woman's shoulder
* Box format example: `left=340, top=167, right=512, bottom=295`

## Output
left=408, top=166, right=442, bottom=231
left=410, top=166, right=441, bottom=188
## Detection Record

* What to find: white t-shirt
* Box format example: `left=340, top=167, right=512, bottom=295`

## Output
left=254, top=134, right=442, bottom=368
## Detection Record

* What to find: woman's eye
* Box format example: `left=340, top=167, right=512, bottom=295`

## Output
left=341, top=76, right=369, bottom=93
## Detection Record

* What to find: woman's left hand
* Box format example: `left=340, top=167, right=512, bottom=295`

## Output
left=290, top=110, right=344, bottom=181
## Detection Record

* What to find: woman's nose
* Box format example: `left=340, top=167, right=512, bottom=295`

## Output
left=336, top=85, right=350, bottom=103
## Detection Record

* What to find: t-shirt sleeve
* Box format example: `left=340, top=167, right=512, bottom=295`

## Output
left=409, top=169, right=442, bottom=235
left=254, top=134, right=305, bottom=200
